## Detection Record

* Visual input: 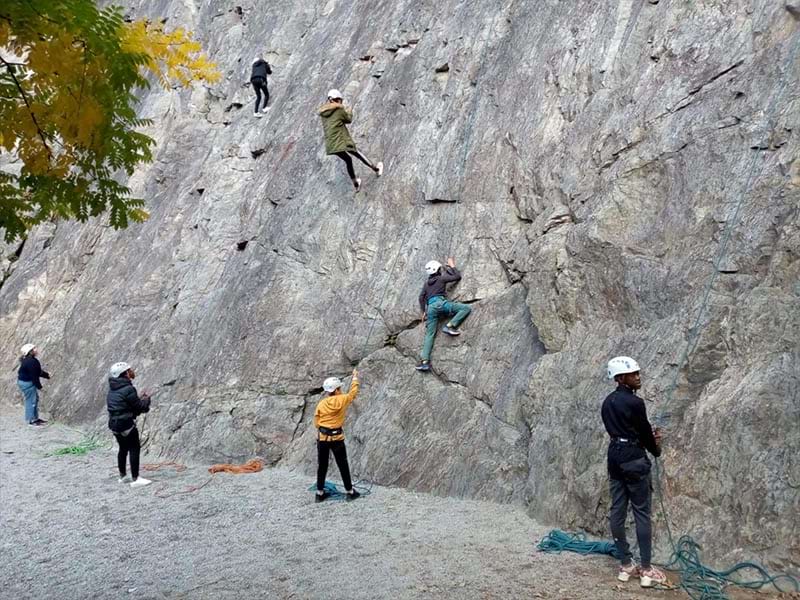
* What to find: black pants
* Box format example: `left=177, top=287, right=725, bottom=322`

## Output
left=317, top=439, right=352, bottom=491
left=251, top=77, right=269, bottom=111
left=608, top=444, right=653, bottom=568
left=114, top=427, right=141, bottom=479
left=335, top=150, right=376, bottom=180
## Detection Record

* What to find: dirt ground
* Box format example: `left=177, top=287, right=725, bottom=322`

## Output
left=0, top=414, right=792, bottom=600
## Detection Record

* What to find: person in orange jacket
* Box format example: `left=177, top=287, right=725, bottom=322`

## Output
left=314, top=368, right=360, bottom=502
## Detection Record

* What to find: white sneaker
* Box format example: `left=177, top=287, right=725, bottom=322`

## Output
left=261, top=106, right=271, bottom=113
left=354, top=177, right=362, bottom=191
left=118, top=475, right=132, bottom=484
left=640, top=566, right=667, bottom=588
left=130, top=477, right=152, bottom=488
left=376, top=161, right=384, bottom=177
left=254, top=111, right=263, bottom=118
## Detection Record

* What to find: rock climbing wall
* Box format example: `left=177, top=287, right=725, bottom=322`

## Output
left=1, top=0, right=798, bottom=569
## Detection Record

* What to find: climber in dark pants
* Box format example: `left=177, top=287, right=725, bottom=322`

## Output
left=601, top=356, right=666, bottom=588
left=319, top=89, right=383, bottom=191
left=250, top=54, right=272, bottom=117
left=314, top=369, right=361, bottom=502
left=107, top=362, right=153, bottom=488
left=416, top=257, right=471, bottom=372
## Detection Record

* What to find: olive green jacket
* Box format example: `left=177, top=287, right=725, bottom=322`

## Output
left=319, top=102, right=356, bottom=154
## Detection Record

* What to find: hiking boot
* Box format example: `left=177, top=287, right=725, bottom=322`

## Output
left=415, top=362, right=431, bottom=372
left=640, top=567, right=667, bottom=588
left=118, top=475, right=132, bottom=484
left=346, top=490, right=361, bottom=502
left=618, top=563, right=641, bottom=582
left=29, top=420, right=45, bottom=427
left=315, top=492, right=331, bottom=503
left=376, top=162, right=384, bottom=177
left=353, top=177, right=362, bottom=191
left=130, top=477, right=152, bottom=488
left=254, top=111, right=263, bottom=118
left=442, top=325, right=461, bottom=336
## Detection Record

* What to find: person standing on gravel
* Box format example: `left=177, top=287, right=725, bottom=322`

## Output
left=250, top=53, right=272, bottom=117
left=319, top=89, right=383, bottom=191
left=415, top=257, right=472, bottom=372
left=314, top=369, right=361, bottom=502
left=601, top=356, right=666, bottom=588
left=106, top=362, right=152, bottom=488
left=17, top=343, right=50, bottom=426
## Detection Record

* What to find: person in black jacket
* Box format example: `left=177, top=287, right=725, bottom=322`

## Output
left=106, top=362, right=152, bottom=488
left=250, top=54, right=272, bottom=117
left=17, top=343, right=50, bottom=426
left=601, top=356, right=666, bottom=588
left=415, top=257, right=472, bottom=372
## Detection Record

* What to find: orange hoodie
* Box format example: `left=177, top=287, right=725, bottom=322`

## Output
left=313, top=375, right=359, bottom=441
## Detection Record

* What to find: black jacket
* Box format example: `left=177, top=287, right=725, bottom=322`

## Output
left=250, top=59, right=272, bottom=81
left=18, top=356, right=50, bottom=390
left=601, top=385, right=660, bottom=457
left=418, top=267, right=461, bottom=312
left=106, top=377, right=150, bottom=433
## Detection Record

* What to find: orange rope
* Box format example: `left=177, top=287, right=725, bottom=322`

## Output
left=207, top=458, right=263, bottom=474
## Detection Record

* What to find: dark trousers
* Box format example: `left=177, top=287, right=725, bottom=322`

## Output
left=252, top=77, right=269, bottom=111
left=316, top=439, right=352, bottom=491
left=608, top=447, right=653, bottom=568
left=114, top=427, right=141, bottom=480
left=335, top=150, right=376, bottom=180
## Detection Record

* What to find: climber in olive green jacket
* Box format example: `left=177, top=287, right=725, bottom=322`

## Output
left=319, top=88, right=383, bottom=191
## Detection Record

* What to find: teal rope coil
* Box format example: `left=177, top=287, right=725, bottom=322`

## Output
left=536, top=529, right=622, bottom=560
left=308, top=479, right=373, bottom=500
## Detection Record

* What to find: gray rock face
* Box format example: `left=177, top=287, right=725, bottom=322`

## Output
left=1, top=0, right=798, bottom=570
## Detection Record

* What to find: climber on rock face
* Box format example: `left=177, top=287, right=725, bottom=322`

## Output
left=319, top=89, right=383, bottom=191
left=250, top=53, right=272, bottom=117
left=415, top=257, right=471, bottom=372
left=106, top=362, right=153, bottom=488
left=314, top=369, right=361, bottom=502
left=601, top=356, right=666, bottom=588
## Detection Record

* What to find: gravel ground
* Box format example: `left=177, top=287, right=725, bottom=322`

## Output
left=0, top=414, right=789, bottom=600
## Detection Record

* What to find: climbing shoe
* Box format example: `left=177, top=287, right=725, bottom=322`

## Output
left=442, top=325, right=461, bottom=336
left=376, top=162, right=384, bottom=177
left=346, top=490, right=361, bottom=502
left=617, top=563, right=640, bottom=582
left=315, top=492, right=331, bottom=503
left=130, top=477, right=152, bottom=488
left=640, top=567, right=667, bottom=588
left=415, top=362, right=431, bottom=372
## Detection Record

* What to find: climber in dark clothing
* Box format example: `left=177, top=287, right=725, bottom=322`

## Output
left=250, top=55, right=272, bottom=116
left=17, top=343, right=50, bottom=425
left=601, top=356, right=666, bottom=588
left=415, top=257, right=471, bottom=372
left=319, top=88, right=383, bottom=191
left=106, top=362, right=152, bottom=488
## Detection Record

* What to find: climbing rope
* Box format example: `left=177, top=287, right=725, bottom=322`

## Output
left=650, top=31, right=800, bottom=600
left=45, top=437, right=103, bottom=457
left=307, top=478, right=373, bottom=500
left=536, top=529, right=622, bottom=559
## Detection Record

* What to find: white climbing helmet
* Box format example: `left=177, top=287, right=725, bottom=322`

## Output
left=323, top=377, right=342, bottom=393
left=327, top=88, right=343, bottom=100
left=20, top=343, right=35, bottom=356
left=607, top=356, right=640, bottom=380
left=109, top=362, right=132, bottom=378
left=425, top=260, right=442, bottom=275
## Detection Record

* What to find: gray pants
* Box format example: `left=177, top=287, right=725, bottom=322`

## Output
left=609, top=473, right=653, bottom=568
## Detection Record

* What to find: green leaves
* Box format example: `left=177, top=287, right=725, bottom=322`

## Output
left=0, top=1, right=219, bottom=242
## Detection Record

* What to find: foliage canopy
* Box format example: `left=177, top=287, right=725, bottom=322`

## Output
left=0, top=1, right=220, bottom=242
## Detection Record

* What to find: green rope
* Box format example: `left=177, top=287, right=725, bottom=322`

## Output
left=45, top=437, right=103, bottom=457
left=537, top=529, right=622, bottom=559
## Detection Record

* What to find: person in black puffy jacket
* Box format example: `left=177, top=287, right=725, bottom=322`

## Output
left=106, top=362, right=152, bottom=488
left=250, top=54, right=272, bottom=116
left=17, top=343, right=50, bottom=425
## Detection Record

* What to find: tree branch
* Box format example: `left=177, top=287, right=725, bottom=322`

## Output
left=0, top=55, right=53, bottom=160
